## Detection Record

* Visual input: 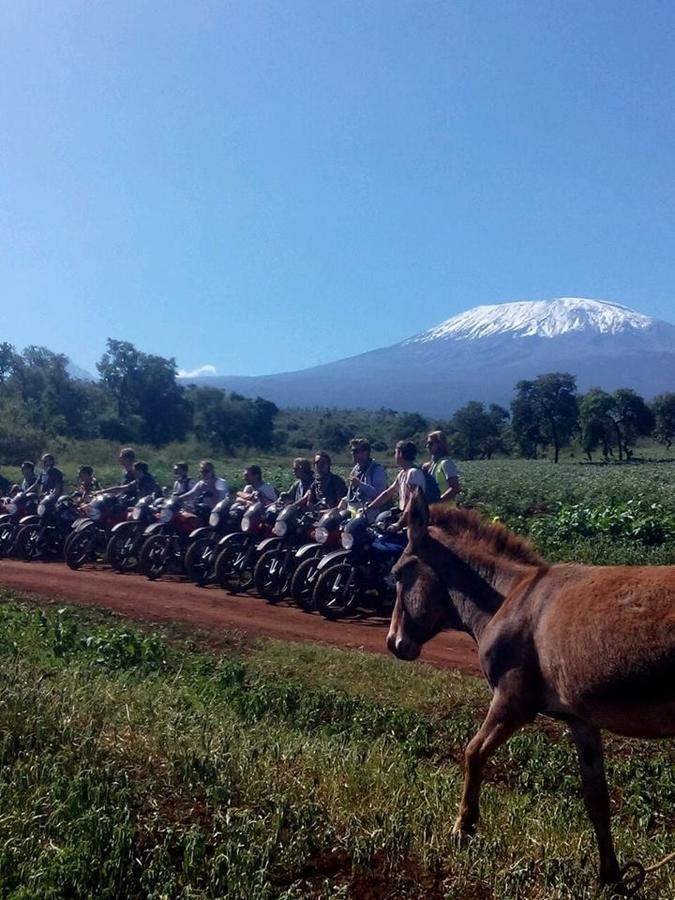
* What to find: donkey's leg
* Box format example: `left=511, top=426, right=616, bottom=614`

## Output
left=568, top=718, right=620, bottom=885
left=453, top=689, right=528, bottom=835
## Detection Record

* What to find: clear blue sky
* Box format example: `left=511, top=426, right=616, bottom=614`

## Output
left=1, top=1, right=674, bottom=377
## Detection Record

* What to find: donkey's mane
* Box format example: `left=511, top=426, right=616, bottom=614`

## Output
left=429, top=506, right=544, bottom=568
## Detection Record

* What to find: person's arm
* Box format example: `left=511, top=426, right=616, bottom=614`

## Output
left=365, top=481, right=396, bottom=511
left=176, top=481, right=202, bottom=503
left=354, top=464, right=388, bottom=503
left=440, top=460, right=460, bottom=502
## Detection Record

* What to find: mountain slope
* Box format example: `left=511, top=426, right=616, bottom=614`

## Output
left=179, top=298, right=675, bottom=414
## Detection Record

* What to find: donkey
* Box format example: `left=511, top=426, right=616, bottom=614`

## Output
left=387, top=489, right=675, bottom=889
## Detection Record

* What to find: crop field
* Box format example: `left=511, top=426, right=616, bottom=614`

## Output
left=0, top=596, right=673, bottom=899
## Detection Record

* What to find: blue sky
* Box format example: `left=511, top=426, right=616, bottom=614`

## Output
left=1, top=1, right=674, bottom=377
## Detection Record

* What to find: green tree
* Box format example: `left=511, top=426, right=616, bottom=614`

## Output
left=511, top=373, right=578, bottom=463
left=652, top=393, right=675, bottom=450
left=449, top=401, right=509, bottom=460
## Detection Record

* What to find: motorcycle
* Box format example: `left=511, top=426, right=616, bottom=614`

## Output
left=252, top=504, right=320, bottom=603
left=0, top=490, right=39, bottom=558
left=213, top=499, right=280, bottom=594
left=137, top=497, right=210, bottom=580
left=288, top=506, right=350, bottom=611
left=105, top=495, right=163, bottom=573
left=14, top=493, right=80, bottom=562
left=64, top=493, right=131, bottom=570
left=312, top=509, right=402, bottom=620
left=183, top=497, right=245, bottom=585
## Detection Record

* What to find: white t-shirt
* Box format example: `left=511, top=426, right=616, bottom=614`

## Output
left=395, top=467, right=425, bottom=510
left=243, top=482, right=278, bottom=505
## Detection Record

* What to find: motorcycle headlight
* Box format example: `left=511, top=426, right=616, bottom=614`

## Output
left=37, top=503, right=46, bottom=516
left=341, top=531, right=354, bottom=550
left=89, top=505, right=102, bottom=521
left=315, top=526, right=329, bottom=544
left=7, top=502, right=17, bottom=515
left=209, top=511, right=220, bottom=527
left=132, top=506, right=142, bottom=521
left=241, top=515, right=252, bottom=532
left=159, top=507, right=173, bottom=524
left=273, top=519, right=288, bottom=537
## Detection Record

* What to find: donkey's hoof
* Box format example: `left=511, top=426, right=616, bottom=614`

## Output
left=452, top=819, right=476, bottom=842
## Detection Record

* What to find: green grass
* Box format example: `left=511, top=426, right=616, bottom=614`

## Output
left=0, top=595, right=673, bottom=899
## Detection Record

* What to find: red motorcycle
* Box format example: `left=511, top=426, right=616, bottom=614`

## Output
left=213, top=499, right=280, bottom=594
left=64, top=493, right=132, bottom=569
left=0, top=490, right=39, bottom=558
left=138, top=497, right=210, bottom=580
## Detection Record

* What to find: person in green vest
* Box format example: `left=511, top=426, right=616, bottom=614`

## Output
left=423, top=430, right=460, bottom=504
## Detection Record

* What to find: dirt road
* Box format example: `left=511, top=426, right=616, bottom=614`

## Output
left=0, top=559, right=481, bottom=676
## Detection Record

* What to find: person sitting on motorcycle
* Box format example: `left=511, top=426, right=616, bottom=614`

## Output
left=74, top=465, right=100, bottom=502
left=118, top=448, right=137, bottom=487
left=132, top=461, right=161, bottom=498
left=177, top=460, right=230, bottom=510
left=172, top=462, right=194, bottom=495
left=236, top=465, right=278, bottom=507
left=341, top=438, right=388, bottom=520
left=0, top=472, right=10, bottom=496
left=35, top=454, right=64, bottom=498
left=294, top=452, right=347, bottom=511
left=10, top=461, right=38, bottom=497
left=364, top=440, right=426, bottom=546
left=423, top=430, right=460, bottom=503
left=287, top=458, right=314, bottom=503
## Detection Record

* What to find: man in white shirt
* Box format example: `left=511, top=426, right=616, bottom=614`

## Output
left=364, top=440, right=426, bottom=534
left=177, top=460, right=230, bottom=510
left=235, top=465, right=278, bottom=507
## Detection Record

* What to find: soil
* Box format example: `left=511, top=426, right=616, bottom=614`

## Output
left=0, top=559, right=481, bottom=676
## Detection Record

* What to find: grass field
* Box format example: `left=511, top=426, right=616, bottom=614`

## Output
left=0, top=595, right=673, bottom=899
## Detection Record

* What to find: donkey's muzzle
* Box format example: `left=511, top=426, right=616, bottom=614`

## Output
left=386, top=631, right=421, bottom=661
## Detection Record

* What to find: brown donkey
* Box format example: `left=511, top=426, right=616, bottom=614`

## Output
left=387, top=489, right=675, bottom=889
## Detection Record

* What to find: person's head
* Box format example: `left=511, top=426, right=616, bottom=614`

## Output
left=41, top=453, right=54, bottom=469
left=425, top=430, right=448, bottom=458
left=293, top=457, right=313, bottom=481
left=349, top=438, right=371, bottom=465
left=174, top=461, right=189, bottom=479
left=21, top=461, right=35, bottom=475
left=394, top=440, right=417, bottom=466
left=244, top=465, right=262, bottom=486
left=119, top=448, right=135, bottom=471
left=78, top=465, right=94, bottom=486
left=314, top=451, right=332, bottom=477
left=198, top=460, right=215, bottom=479
left=133, top=461, right=149, bottom=477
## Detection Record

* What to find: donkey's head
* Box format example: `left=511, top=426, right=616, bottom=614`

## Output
left=386, top=489, right=449, bottom=661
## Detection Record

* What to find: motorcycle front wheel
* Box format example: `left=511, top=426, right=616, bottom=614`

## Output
left=15, top=524, right=46, bottom=562
left=0, top=522, right=17, bottom=558
left=139, top=534, right=173, bottom=581
left=184, top=536, right=215, bottom=585
left=253, top=548, right=291, bottom=603
left=106, top=528, right=142, bottom=573
left=214, top=540, right=255, bottom=594
left=313, top=563, right=360, bottom=621
left=65, top=528, right=98, bottom=570
left=290, top=555, right=322, bottom=611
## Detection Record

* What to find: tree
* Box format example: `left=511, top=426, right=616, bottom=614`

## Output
left=449, top=401, right=510, bottom=460
left=511, top=373, right=578, bottom=463
left=580, top=388, right=654, bottom=461
left=652, top=393, right=675, bottom=450
left=579, top=389, right=615, bottom=461
left=97, top=340, right=190, bottom=444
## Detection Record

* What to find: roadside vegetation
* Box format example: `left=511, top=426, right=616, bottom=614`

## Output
left=0, top=596, right=673, bottom=899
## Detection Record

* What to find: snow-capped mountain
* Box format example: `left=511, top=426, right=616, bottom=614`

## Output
left=179, top=298, right=675, bottom=415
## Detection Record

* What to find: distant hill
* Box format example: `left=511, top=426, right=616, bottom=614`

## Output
left=178, top=298, right=675, bottom=415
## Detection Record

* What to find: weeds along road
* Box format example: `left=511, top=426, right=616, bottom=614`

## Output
left=0, top=559, right=480, bottom=675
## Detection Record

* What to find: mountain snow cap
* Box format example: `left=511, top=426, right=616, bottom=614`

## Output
left=408, top=298, right=655, bottom=343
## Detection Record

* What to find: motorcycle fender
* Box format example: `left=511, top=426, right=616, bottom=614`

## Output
left=18, top=515, right=40, bottom=526
left=316, top=550, right=351, bottom=571
left=110, top=521, right=136, bottom=535
left=0, top=514, right=11, bottom=525
left=256, top=536, right=281, bottom=554
left=188, top=526, right=212, bottom=540
left=143, top=522, right=166, bottom=536
left=295, top=542, right=321, bottom=561
left=73, top=518, right=94, bottom=532
left=217, top=531, right=247, bottom=549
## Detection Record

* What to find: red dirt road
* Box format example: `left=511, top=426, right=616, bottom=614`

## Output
left=0, top=559, right=481, bottom=676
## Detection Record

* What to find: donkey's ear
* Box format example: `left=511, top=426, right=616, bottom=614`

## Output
left=408, top=487, right=429, bottom=549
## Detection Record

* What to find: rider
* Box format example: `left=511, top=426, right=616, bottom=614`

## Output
left=10, top=461, right=38, bottom=497
left=343, top=438, right=388, bottom=520
left=75, top=465, right=100, bottom=502
left=288, top=458, right=314, bottom=503
left=295, top=452, right=347, bottom=510
left=35, top=454, right=64, bottom=498
left=423, top=430, right=460, bottom=503
left=118, top=448, right=138, bottom=492
left=176, top=460, right=230, bottom=510
left=131, top=461, right=161, bottom=498
left=172, top=461, right=194, bottom=495
left=235, top=465, right=278, bottom=507
left=364, top=440, right=426, bottom=547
